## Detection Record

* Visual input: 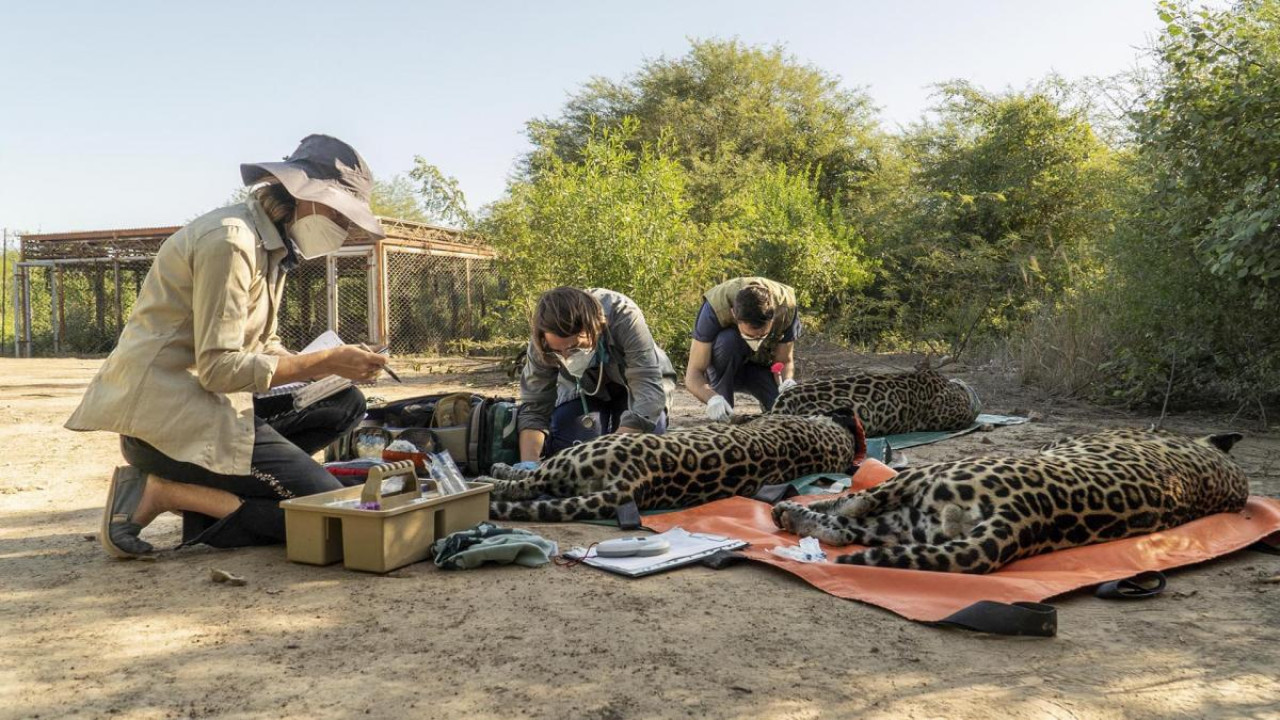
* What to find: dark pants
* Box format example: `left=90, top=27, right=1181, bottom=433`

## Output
left=545, top=382, right=669, bottom=456
left=120, top=387, right=366, bottom=549
left=707, top=327, right=780, bottom=410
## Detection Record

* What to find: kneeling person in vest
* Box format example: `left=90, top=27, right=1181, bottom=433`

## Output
left=515, top=287, right=676, bottom=466
left=685, top=277, right=800, bottom=421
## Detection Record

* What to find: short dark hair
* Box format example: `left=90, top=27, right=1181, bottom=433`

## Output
left=531, top=287, right=606, bottom=357
left=733, top=285, right=775, bottom=328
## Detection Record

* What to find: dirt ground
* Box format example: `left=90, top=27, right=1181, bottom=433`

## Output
left=2, top=349, right=1279, bottom=720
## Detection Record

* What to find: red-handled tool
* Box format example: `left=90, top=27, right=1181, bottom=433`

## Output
left=771, top=362, right=785, bottom=388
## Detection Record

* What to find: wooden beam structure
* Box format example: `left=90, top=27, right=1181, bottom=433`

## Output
left=15, top=215, right=499, bottom=356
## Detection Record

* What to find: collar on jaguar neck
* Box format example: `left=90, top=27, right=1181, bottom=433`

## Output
left=823, top=410, right=868, bottom=470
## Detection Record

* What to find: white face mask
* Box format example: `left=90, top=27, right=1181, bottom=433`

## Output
left=555, top=347, right=595, bottom=378
left=289, top=213, right=348, bottom=260
left=741, top=333, right=765, bottom=352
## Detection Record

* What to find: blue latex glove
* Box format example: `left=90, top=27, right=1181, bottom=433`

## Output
left=512, top=460, right=541, bottom=472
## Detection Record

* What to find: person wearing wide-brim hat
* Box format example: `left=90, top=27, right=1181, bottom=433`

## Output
left=66, top=134, right=390, bottom=558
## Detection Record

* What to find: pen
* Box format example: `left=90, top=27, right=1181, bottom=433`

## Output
left=361, top=343, right=403, bottom=383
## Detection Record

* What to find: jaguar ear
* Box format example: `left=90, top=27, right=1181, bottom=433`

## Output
left=1206, top=432, right=1245, bottom=454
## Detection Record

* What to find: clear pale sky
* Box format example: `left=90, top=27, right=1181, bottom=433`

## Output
left=0, top=1, right=1164, bottom=234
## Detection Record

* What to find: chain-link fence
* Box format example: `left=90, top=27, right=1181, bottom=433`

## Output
left=385, top=248, right=503, bottom=354
left=275, top=252, right=374, bottom=349
left=14, top=260, right=152, bottom=356
left=15, top=248, right=505, bottom=357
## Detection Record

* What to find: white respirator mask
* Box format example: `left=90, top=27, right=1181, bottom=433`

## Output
left=741, top=334, right=765, bottom=352
left=556, top=347, right=596, bottom=378
left=289, top=210, right=349, bottom=260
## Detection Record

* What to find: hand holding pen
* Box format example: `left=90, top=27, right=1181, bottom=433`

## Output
left=360, top=343, right=403, bottom=383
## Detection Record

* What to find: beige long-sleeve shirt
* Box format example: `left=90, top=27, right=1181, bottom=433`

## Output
left=65, top=199, right=292, bottom=476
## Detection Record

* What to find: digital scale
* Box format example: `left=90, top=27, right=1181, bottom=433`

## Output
left=595, top=536, right=671, bottom=558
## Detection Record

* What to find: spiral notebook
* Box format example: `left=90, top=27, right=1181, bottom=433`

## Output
left=255, top=331, right=353, bottom=410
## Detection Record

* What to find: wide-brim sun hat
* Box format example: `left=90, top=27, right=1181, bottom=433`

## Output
left=240, top=133, right=386, bottom=239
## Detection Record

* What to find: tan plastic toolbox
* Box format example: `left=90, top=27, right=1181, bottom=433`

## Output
left=280, top=461, right=491, bottom=573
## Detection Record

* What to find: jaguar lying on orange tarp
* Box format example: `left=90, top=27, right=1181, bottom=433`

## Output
left=644, top=433, right=1280, bottom=632
left=773, top=429, right=1250, bottom=573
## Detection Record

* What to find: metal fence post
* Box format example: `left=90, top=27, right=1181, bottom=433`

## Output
left=21, top=266, right=31, bottom=358
left=1, top=228, right=7, bottom=355
left=113, top=261, right=123, bottom=335
left=325, top=254, right=338, bottom=333
left=50, top=266, right=61, bottom=355
left=465, top=257, right=474, bottom=337
left=375, top=245, right=390, bottom=345
left=13, top=264, right=22, bottom=358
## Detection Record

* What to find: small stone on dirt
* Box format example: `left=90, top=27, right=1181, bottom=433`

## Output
left=210, top=568, right=247, bottom=586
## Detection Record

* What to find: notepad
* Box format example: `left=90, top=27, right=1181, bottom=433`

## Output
left=255, top=330, right=354, bottom=410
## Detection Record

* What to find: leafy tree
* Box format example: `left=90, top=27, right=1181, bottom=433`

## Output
left=370, top=175, right=430, bottom=223
left=1082, top=0, right=1280, bottom=410
left=527, top=38, right=883, bottom=215
left=1142, top=0, right=1280, bottom=305
left=716, top=164, right=873, bottom=311
left=481, top=121, right=722, bottom=354
left=408, top=158, right=474, bottom=228
left=866, top=82, right=1124, bottom=356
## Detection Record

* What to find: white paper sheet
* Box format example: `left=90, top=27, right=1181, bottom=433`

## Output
left=255, top=330, right=352, bottom=402
left=565, top=527, right=747, bottom=577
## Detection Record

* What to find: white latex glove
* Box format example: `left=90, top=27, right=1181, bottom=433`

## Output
left=779, top=378, right=798, bottom=393
left=706, top=394, right=734, bottom=422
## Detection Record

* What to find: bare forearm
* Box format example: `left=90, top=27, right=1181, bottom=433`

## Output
left=774, top=344, right=796, bottom=381
left=684, top=369, right=718, bottom=404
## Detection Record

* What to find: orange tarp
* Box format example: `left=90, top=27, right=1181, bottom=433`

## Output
left=644, top=460, right=1280, bottom=623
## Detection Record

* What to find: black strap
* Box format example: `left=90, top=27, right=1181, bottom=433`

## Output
left=753, top=483, right=799, bottom=505
left=1095, top=570, right=1167, bottom=599
left=1248, top=538, right=1280, bottom=556
left=615, top=500, right=643, bottom=531
left=935, top=601, right=1058, bottom=637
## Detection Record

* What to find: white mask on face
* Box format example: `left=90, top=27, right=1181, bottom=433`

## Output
left=555, top=347, right=595, bottom=378
left=289, top=213, right=348, bottom=259
left=741, top=334, right=765, bottom=352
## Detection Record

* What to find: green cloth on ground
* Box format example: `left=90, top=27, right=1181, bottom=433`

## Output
left=790, top=473, right=852, bottom=495
left=431, top=522, right=558, bottom=569
left=884, top=413, right=1028, bottom=451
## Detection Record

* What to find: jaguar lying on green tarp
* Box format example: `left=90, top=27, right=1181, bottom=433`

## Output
left=769, top=359, right=981, bottom=436
left=485, top=413, right=864, bottom=522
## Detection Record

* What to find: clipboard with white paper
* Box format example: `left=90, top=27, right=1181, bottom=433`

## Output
left=254, top=330, right=354, bottom=409
left=564, top=527, right=747, bottom=578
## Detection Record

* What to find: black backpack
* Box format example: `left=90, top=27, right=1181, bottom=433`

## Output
left=327, top=392, right=520, bottom=476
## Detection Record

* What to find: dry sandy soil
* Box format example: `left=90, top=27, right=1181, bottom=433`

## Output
left=2, top=349, right=1279, bottom=720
